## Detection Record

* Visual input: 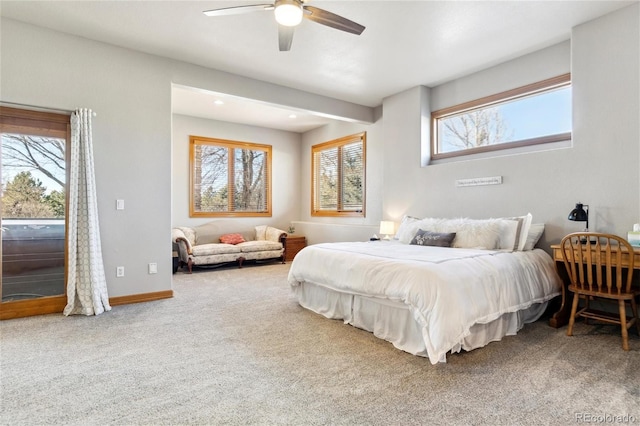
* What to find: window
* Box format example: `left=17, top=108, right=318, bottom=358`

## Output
left=311, top=132, right=365, bottom=217
left=431, top=74, right=571, bottom=159
left=1, top=106, right=69, bottom=318
left=189, top=136, right=271, bottom=217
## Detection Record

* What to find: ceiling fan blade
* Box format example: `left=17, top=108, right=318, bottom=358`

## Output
left=203, top=4, right=274, bottom=17
left=302, top=5, right=365, bottom=35
left=278, top=25, right=295, bottom=51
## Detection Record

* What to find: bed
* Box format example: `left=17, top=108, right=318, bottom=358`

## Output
left=287, top=215, right=563, bottom=364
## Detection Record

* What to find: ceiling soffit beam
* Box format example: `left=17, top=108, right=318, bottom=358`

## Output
left=172, top=67, right=375, bottom=125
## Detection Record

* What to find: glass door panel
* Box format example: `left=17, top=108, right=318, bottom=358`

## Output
left=1, top=126, right=67, bottom=306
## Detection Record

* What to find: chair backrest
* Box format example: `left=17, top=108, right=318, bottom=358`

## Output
left=560, top=232, right=635, bottom=295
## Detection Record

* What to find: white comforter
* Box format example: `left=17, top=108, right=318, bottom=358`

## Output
left=287, top=241, right=562, bottom=363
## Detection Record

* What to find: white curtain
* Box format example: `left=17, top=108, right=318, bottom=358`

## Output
left=63, top=108, right=111, bottom=316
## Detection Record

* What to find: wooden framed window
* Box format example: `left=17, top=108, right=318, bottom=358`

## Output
left=311, top=132, right=365, bottom=217
left=189, top=136, right=271, bottom=217
left=1, top=106, right=70, bottom=319
left=431, top=73, right=571, bottom=160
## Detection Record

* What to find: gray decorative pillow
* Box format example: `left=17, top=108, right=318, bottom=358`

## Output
left=410, top=229, right=456, bottom=247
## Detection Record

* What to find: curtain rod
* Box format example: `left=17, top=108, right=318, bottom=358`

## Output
left=0, top=101, right=97, bottom=116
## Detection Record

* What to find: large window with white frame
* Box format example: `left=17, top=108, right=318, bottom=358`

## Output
left=431, top=73, right=571, bottom=160
left=311, top=132, right=365, bottom=217
left=189, top=136, right=271, bottom=217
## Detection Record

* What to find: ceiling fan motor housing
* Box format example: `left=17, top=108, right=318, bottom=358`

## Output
left=274, top=0, right=303, bottom=27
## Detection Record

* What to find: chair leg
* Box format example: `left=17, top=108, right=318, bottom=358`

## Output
left=631, top=297, right=640, bottom=335
left=584, top=296, right=591, bottom=325
left=567, top=293, right=580, bottom=337
left=619, top=299, right=629, bottom=351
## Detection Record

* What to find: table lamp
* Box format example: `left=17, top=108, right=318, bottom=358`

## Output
left=568, top=202, right=590, bottom=243
left=379, top=221, right=395, bottom=241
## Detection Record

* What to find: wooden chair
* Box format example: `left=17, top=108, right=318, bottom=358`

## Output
left=561, top=232, right=640, bottom=350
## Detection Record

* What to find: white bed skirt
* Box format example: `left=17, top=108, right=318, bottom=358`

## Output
left=293, top=281, right=548, bottom=361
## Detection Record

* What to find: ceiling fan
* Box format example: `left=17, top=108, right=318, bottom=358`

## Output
left=203, top=0, right=365, bottom=51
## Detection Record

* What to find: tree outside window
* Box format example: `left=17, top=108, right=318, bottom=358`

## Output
left=1, top=106, right=69, bottom=308
left=2, top=132, right=66, bottom=219
left=312, top=132, right=365, bottom=217
left=189, top=136, right=271, bottom=217
left=432, top=74, right=571, bottom=159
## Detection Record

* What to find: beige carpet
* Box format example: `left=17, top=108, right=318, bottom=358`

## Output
left=1, top=263, right=639, bottom=425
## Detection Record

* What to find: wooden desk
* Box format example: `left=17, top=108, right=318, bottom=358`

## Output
left=548, top=243, right=640, bottom=328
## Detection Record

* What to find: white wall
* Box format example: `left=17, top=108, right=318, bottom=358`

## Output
left=0, top=18, right=373, bottom=298
left=297, top=117, right=384, bottom=243
left=171, top=114, right=301, bottom=232
left=382, top=41, right=572, bottom=228
left=382, top=85, right=431, bottom=222
left=571, top=4, right=640, bottom=236
left=430, top=41, right=571, bottom=110
left=379, top=5, right=639, bottom=251
left=1, top=20, right=174, bottom=298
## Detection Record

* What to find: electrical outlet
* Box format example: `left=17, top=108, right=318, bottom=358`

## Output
left=148, top=263, right=157, bottom=274
left=116, top=266, right=125, bottom=277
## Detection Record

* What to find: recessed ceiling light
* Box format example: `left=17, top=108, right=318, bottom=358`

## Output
left=214, top=100, right=224, bottom=105
left=289, top=114, right=297, bottom=119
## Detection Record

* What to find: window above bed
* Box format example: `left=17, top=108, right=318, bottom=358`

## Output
left=311, top=132, right=366, bottom=217
left=431, top=74, right=571, bottom=160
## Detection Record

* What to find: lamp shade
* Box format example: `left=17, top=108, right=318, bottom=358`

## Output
left=568, top=202, right=589, bottom=233
left=379, top=221, right=395, bottom=240
left=274, top=0, right=303, bottom=26
left=379, top=221, right=395, bottom=235
left=568, top=203, right=588, bottom=222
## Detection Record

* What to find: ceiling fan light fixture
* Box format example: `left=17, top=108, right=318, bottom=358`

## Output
left=274, top=0, right=303, bottom=26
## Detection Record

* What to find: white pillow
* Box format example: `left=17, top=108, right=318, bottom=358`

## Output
left=396, top=216, right=448, bottom=244
left=394, top=215, right=421, bottom=243
left=523, top=223, right=545, bottom=251
left=517, top=213, right=533, bottom=251
left=417, top=217, right=447, bottom=233
left=435, top=218, right=502, bottom=250
left=396, top=215, right=530, bottom=250
left=495, top=219, right=521, bottom=251
left=255, top=225, right=267, bottom=241
left=499, top=213, right=533, bottom=251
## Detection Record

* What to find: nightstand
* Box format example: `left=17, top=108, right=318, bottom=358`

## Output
left=284, top=235, right=306, bottom=262
left=172, top=242, right=179, bottom=274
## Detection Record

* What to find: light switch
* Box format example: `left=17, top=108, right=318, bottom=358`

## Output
left=116, top=199, right=125, bottom=210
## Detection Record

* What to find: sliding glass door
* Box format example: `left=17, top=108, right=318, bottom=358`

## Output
left=0, top=107, right=69, bottom=319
